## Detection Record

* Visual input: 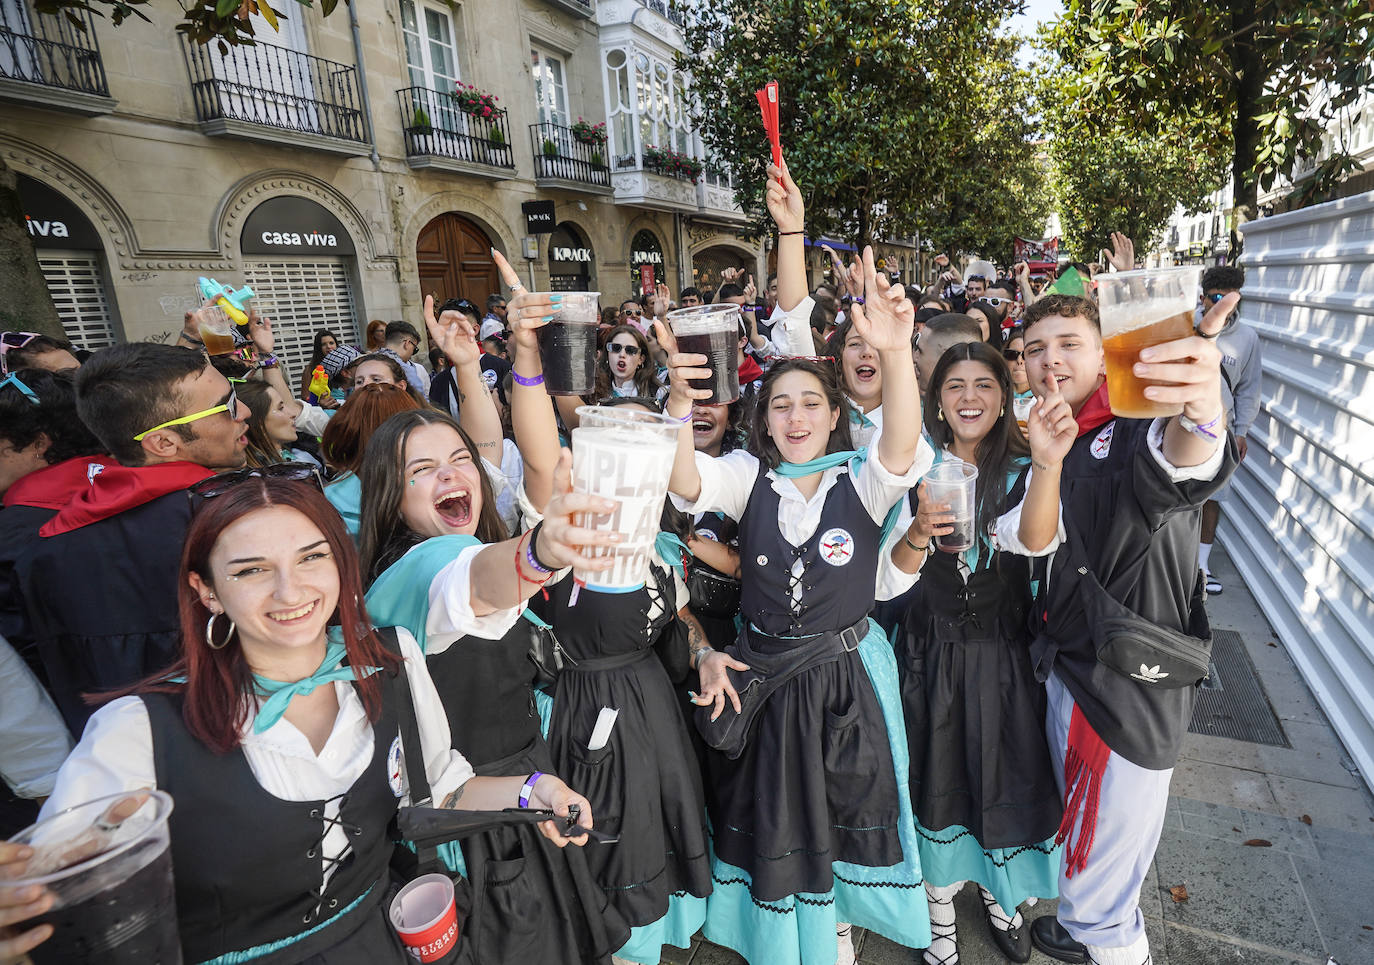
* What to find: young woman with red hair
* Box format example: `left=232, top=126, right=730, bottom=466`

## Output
left=4, top=473, right=605, bottom=964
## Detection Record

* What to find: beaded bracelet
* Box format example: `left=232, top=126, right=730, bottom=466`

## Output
left=512, top=370, right=544, bottom=387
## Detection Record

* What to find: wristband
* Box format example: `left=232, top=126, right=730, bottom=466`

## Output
left=514, top=532, right=551, bottom=586
left=903, top=534, right=930, bottom=553
left=518, top=772, right=543, bottom=808
left=778, top=230, right=803, bottom=236
left=257, top=354, right=279, bottom=369
left=668, top=410, right=692, bottom=423
left=1178, top=411, right=1223, bottom=441
left=525, top=521, right=554, bottom=573
left=690, top=645, right=714, bottom=670
left=181, top=332, right=204, bottom=346
left=512, top=370, right=544, bottom=387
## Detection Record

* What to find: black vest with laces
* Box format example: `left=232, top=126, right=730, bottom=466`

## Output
left=738, top=466, right=881, bottom=637
left=143, top=659, right=404, bottom=964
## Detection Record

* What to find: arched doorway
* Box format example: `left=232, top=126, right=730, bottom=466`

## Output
left=416, top=213, right=499, bottom=305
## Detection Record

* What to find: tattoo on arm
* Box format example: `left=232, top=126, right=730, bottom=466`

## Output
left=441, top=784, right=465, bottom=809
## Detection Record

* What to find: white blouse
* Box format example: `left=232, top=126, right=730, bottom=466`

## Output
left=422, top=539, right=526, bottom=656
left=41, top=628, right=472, bottom=897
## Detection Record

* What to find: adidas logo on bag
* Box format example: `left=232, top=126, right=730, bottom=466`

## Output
left=1131, top=664, right=1170, bottom=683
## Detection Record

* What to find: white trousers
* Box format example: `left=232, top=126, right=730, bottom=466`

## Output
left=1045, top=672, right=1172, bottom=952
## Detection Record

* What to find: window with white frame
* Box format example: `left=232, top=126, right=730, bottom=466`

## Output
left=603, top=45, right=692, bottom=167
left=402, top=0, right=460, bottom=92
left=531, top=47, right=569, bottom=128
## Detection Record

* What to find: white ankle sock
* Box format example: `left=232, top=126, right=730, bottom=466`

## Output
left=835, top=922, right=856, bottom=965
left=978, top=886, right=1023, bottom=931
left=923, top=881, right=962, bottom=965
left=1198, top=542, right=1213, bottom=573
left=1086, top=934, right=1151, bottom=965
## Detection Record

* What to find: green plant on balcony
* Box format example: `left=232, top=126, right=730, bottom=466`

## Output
left=590, top=150, right=605, bottom=167
left=452, top=82, right=500, bottom=119
left=488, top=127, right=506, bottom=146
left=410, top=107, right=432, bottom=134
left=543, top=138, right=560, bottom=157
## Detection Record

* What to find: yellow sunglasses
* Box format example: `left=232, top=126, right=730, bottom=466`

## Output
left=133, top=383, right=239, bottom=442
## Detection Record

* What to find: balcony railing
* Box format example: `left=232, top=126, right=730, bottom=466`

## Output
left=181, top=36, right=366, bottom=144
left=637, top=0, right=685, bottom=26
left=530, top=122, right=610, bottom=188
left=397, top=86, right=515, bottom=171
left=614, top=151, right=698, bottom=182
left=0, top=4, right=109, bottom=98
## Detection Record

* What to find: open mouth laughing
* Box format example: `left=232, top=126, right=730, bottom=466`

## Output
left=433, top=487, right=472, bottom=527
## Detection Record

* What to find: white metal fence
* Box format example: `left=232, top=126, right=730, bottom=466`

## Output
left=1228, top=191, right=1374, bottom=791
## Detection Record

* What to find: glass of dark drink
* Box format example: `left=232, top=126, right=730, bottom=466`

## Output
left=1095, top=266, right=1203, bottom=419
left=534, top=291, right=600, bottom=396
left=922, top=459, right=979, bottom=554
left=667, top=303, right=742, bottom=404
left=6, top=790, right=181, bottom=964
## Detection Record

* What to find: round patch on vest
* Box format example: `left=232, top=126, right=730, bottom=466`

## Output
left=697, top=529, right=720, bottom=542
left=819, top=527, right=855, bottom=566
left=1091, top=423, right=1114, bottom=460
left=387, top=735, right=404, bottom=798
left=756, top=554, right=768, bottom=566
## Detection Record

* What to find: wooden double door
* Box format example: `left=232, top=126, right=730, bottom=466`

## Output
left=416, top=213, right=499, bottom=307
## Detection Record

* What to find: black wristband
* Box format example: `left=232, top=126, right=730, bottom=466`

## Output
left=527, top=521, right=556, bottom=572
left=778, top=230, right=803, bottom=236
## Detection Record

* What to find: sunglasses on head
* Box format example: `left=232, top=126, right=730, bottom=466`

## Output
left=0, top=332, right=41, bottom=376
left=607, top=343, right=641, bottom=356
left=0, top=372, right=40, bottom=405
left=133, top=383, right=239, bottom=442
left=1003, top=348, right=1023, bottom=362
left=187, top=463, right=325, bottom=507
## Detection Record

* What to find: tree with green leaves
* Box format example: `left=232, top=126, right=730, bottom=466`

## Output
left=1045, top=0, right=1374, bottom=249
left=35, top=0, right=319, bottom=50
left=679, top=0, right=1028, bottom=252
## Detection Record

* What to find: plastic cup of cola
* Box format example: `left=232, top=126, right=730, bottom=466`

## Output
left=389, top=873, right=461, bottom=963
left=922, top=459, right=979, bottom=554
left=1094, top=266, right=1203, bottom=419
left=570, top=404, right=682, bottom=590
left=533, top=291, right=601, bottom=396
left=667, top=303, right=742, bottom=404
left=6, top=791, right=182, bottom=965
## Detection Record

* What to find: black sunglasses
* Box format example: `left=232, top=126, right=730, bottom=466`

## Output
left=1202, top=292, right=1227, bottom=305
left=607, top=343, right=641, bottom=356
left=1003, top=348, right=1023, bottom=362
left=188, top=463, right=324, bottom=508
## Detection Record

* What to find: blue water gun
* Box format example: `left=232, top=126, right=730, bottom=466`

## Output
left=198, top=277, right=254, bottom=326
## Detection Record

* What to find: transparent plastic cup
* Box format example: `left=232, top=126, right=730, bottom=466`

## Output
left=195, top=306, right=237, bottom=356
left=667, top=303, right=742, bottom=404
left=534, top=291, right=601, bottom=396
left=6, top=791, right=181, bottom=964
left=571, top=405, right=681, bottom=589
left=923, top=459, right=979, bottom=554
left=1012, top=395, right=1034, bottom=435
left=1094, top=267, right=1202, bottom=419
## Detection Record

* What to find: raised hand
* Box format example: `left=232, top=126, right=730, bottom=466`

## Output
left=247, top=309, right=274, bottom=354
left=424, top=294, right=480, bottom=368
left=653, top=320, right=712, bottom=411
left=764, top=156, right=804, bottom=233
left=1028, top=370, right=1076, bottom=468
left=1105, top=231, right=1136, bottom=273
left=742, top=274, right=757, bottom=303
left=1013, top=261, right=1030, bottom=283
left=532, top=450, right=621, bottom=572
left=492, top=248, right=559, bottom=353
left=655, top=282, right=672, bottom=318
left=846, top=246, right=914, bottom=353
left=719, top=267, right=743, bottom=285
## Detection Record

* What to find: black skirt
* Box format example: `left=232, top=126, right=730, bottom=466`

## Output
left=547, top=648, right=713, bottom=927
left=707, top=632, right=903, bottom=902
left=895, top=553, right=1062, bottom=850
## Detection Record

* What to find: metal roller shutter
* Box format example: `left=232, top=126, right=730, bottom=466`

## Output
left=37, top=251, right=117, bottom=351
left=242, top=259, right=360, bottom=382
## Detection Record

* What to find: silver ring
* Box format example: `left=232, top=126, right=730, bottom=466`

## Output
left=508, top=283, right=525, bottom=294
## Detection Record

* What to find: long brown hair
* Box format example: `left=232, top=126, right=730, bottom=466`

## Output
left=109, top=478, right=402, bottom=754
left=236, top=380, right=286, bottom=468
left=748, top=358, right=855, bottom=470
left=594, top=324, right=658, bottom=400
left=320, top=382, right=421, bottom=475
left=357, top=409, right=507, bottom=582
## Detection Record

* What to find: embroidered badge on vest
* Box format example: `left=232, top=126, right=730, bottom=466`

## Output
left=1090, top=423, right=1114, bottom=460
left=388, top=735, right=404, bottom=797
left=819, top=527, right=854, bottom=566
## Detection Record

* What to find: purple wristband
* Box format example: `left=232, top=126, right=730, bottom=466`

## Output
left=519, top=771, right=543, bottom=808
left=512, top=370, right=544, bottom=387
left=525, top=540, right=553, bottom=575
left=1180, top=412, right=1223, bottom=441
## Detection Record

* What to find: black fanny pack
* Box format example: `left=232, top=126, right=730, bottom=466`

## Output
left=686, top=561, right=742, bottom=619
left=1076, top=565, right=1212, bottom=689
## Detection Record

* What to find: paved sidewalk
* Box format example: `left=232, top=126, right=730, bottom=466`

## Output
left=673, top=544, right=1374, bottom=965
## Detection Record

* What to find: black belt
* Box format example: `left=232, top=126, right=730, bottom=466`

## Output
left=563, top=646, right=655, bottom=673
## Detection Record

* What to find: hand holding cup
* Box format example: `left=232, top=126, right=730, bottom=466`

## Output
left=653, top=320, right=713, bottom=412
left=534, top=450, right=620, bottom=573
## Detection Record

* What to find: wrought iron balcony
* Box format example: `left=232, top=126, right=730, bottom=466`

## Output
left=0, top=3, right=113, bottom=114
left=530, top=122, right=611, bottom=191
left=397, top=86, right=516, bottom=177
left=636, top=0, right=685, bottom=26
left=181, top=36, right=367, bottom=154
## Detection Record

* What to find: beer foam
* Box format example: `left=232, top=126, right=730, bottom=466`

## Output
left=669, top=304, right=741, bottom=336
left=1103, top=300, right=1192, bottom=335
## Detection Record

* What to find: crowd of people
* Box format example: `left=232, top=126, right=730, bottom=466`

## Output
left=0, top=154, right=1253, bottom=965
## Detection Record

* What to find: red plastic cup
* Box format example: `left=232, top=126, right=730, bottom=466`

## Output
left=389, top=873, right=459, bottom=963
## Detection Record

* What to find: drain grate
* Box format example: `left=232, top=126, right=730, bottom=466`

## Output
left=1188, top=628, right=1290, bottom=747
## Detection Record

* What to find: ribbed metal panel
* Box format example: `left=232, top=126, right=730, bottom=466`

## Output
left=1227, top=192, right=1374, bottom=791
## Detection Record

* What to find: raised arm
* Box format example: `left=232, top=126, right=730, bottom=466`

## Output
left=423, top=294, right=503, bottom=464
left=848, top=247, right=919, bottom=475
left=768, top=158, right=808, bottom=313
left=654, top=319, right=712, bottom=503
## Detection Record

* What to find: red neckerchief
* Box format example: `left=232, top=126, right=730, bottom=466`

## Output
left=3, top=455, right=112, bottom=509
left=40, top=461, right=215, bottom=537
left=1074, top=381, right=1113, bottom=437
left=738, top=355, right=763, bottom=385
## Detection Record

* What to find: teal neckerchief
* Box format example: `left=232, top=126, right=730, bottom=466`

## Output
left=251, top=632, right=380, bottom=734
left=848, top=408, right=875, bottom=429
left=655, top=531, right=689, bottom=580
left=366, top=534, right=483, bottom=653
left=775, top=448, right=864, bottom=478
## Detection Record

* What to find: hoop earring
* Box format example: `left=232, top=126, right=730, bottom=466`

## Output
left=206, top=611, right=236, bottom=650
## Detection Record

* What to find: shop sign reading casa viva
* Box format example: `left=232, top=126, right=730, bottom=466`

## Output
left=241, top=197, right=356, bottom=256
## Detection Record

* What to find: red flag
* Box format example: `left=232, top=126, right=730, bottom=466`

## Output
left=755, top=81, right=781, bottom=166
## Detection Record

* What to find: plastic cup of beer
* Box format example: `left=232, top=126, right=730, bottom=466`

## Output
left=667, top=303, right=742, bottom=404
left=1095, top=266, right=1202, bottom=419
left=1012, top=395, right=1033, bottom=435
left=570, top=405, right=681, bottom=590
left=389, top=872, right=461, bottom=963
left=922, top=459, right=979, bottom=554
left=534, top=291, right=600, bottom=396
left=195, top=305, right=237, bottom=356
left=5, top=791, right=182, bottom=964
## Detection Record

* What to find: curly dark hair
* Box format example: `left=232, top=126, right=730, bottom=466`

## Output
left=1201, top=265, right=1245, bottom=292
left=0, top=367, right=104, bottom=468
left=1021, top=294, right=1100, bottom=338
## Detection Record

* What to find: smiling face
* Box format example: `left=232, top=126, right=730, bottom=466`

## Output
left=841, top=329, right=881, bottom=410
left=1023, top=313, right=1104, bottom=411
left=190, top=506, right=339, bottom=661
left=691, top=402, right=728, bottom=455
left=398, top=422, right=485, bottom=538
left=319, top=335, right=338, bottom=356
left=606, top=332, right=643, bottom=382
left=939, top=359, right=1004, bottom=449
left=766, top=369, right=839, bottom=464
left=353, top=359, right=403, bottom=390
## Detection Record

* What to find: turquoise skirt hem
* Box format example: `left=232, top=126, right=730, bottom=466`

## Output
left=914, top=822, right=1059, bottom=913
left=614, top=892, right=707, bottom=963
